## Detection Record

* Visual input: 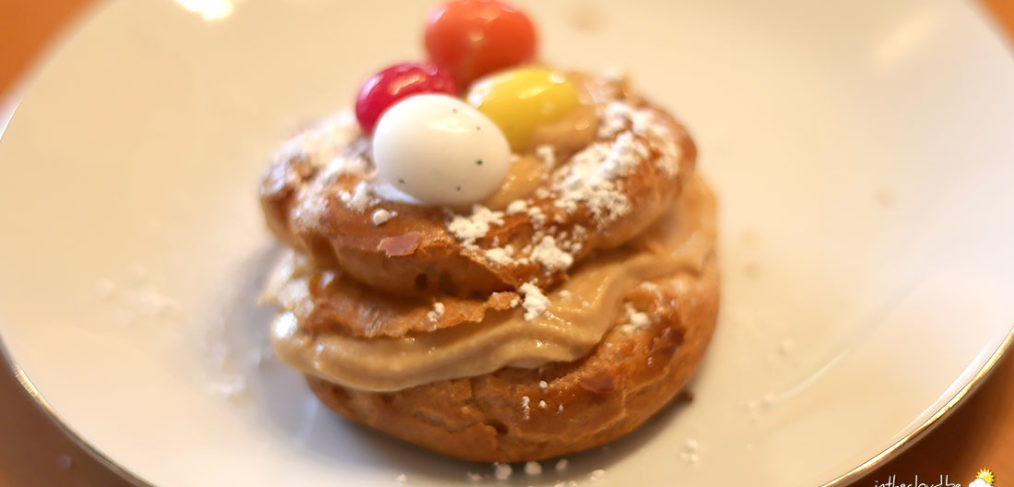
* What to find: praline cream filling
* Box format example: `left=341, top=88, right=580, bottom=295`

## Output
left=269, top=178, right=714, bottom=392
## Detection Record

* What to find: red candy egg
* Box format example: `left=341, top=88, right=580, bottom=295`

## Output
left=355, top=62, right=458, bottom=135
left=424, top=0, right=537, bottom=88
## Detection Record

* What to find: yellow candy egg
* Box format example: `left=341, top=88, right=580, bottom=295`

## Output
left=466, top=67, right=580, bottom=152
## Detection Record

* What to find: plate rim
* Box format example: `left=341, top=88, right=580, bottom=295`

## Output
left=821, top=325, right=1014, bottom=486
left=0, top=337, right=152, bottom=487
left=2, top=0, right=1014, bottom=485
left=2, top=325, right=1011, bottom=486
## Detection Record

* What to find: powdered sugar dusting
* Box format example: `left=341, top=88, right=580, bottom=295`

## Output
left=493, top=462, right=512, bottom=480
left=484, top=246, right=515, bottom=266
left=426, top=302, right=445, bottom=323
left=619, top=302, right=652, bottom=333
left=535, top=144, right=556, bottom=167
left=447, top=205, right=504, bottom=246
left=370, top=208, right=395, bottom=225
left=520, top=283, right=550, bottom=320
left=526, top=205, right=547, bottom=226
left=599, top=102, right=632, bottom=138
left=338, top=180, right=375, bottom=212
left=529, top=236, right=574, bottom=271
left=319, top=153, right=369, bottom=182
left=441, top=96, right=682, bottom=273
left=681, top=439, right=700, bottom=465
left=551, top=136, right=636, bottom=221
left=506, top=199, right=529, bottom=215
left=599, top=101, right=682, bottom=177
left=417, top=83, right=685, bottom=313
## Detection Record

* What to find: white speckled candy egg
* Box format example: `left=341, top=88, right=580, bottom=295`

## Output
left=372, top=94, right=511, bottom=206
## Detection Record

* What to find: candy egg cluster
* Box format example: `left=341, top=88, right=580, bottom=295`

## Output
left=355, top=0, right=580, bottom=207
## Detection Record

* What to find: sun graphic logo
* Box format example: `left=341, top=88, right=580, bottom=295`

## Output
left=970, top=469, right=995, bottom=487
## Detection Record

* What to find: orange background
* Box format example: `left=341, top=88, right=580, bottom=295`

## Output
left=1, top=1, right=1013, bottom=486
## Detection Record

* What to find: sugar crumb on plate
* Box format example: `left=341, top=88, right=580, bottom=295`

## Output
left=493, top=462, right=512, bottom=480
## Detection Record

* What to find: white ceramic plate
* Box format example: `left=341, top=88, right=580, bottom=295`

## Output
left=2, top=0, right=1013, bottom=485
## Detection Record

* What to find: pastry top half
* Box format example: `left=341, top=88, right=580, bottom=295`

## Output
left=259, top=70, right=711, bottom=393
left=260, top=72, right=697, bottom=298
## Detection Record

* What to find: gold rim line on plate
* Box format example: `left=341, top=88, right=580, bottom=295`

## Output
left=0, top=337, right=152, bottom=487
left=822, top=322, right=1014, bottom=487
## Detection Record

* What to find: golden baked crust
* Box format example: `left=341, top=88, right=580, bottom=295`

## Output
left=260, top=76, right=697, bottom=298
left=265, top=174, right=714, bottom=343
left=305, top=250, right=718, bottom=462
left=263, top=249, right=521, bottom=338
